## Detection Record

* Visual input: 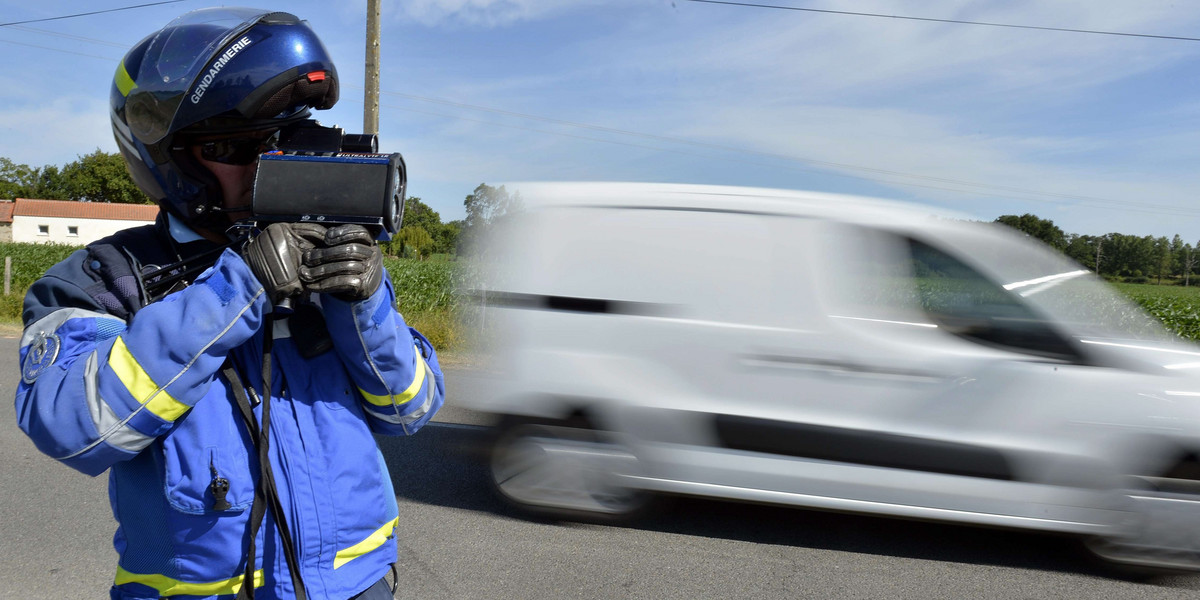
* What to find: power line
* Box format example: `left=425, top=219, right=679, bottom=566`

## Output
left=343, top=96, right=1200, bottom=217
left=0, top=38, right=118, bottom=61
left=10, top=25, right=128, bottom=48
left=683, top=0, right=1200, bottom=43
left=5, top=4, right=1193, bottom=217
left=344, top=85, right=1200, bottom=216
left=368, top=97, right=1200, bottom=218
left=5, top=31, right=1191, bottom=216
left=0, top=1, right=191, bottom=28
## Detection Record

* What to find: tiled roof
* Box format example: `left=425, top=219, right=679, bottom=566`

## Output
left=0, top=201, right=13, bottom=223
left=13, top=198, right=158, bottom=222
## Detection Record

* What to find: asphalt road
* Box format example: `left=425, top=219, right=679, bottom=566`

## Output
left=3, top=335, right=1200, bottom=599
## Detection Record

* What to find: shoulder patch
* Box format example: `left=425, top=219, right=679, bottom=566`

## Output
left=21, top=331, right=61, bottom=384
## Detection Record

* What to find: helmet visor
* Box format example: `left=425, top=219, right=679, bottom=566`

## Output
left=123, top=8, right=270, bottom=143
left=141, top=8, right=268, bottom=88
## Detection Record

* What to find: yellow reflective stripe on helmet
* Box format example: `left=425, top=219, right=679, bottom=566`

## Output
left=334, top=517, right=399, bottom=569
left=109, top=336, right=189, bottom=421
left=358, top=346, right=427, bottom=407
left=115, top=567, right=264, bottom=596
left=115, top=60, right=136, bottom=97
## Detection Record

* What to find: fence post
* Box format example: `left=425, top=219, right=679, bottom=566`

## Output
left=4, top=256, right=9, bottom=296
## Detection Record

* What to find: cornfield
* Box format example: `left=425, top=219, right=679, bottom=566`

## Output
left=1115, top=283, right=1200, bottom=342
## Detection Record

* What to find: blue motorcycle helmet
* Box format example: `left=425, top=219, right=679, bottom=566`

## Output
left=110, top=7, right=339, bottom=234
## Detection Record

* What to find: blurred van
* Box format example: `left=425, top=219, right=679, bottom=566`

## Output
left=464, top=182, right=1200, bottom=573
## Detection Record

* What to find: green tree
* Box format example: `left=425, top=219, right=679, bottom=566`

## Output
left=0, top=157, right=40, bottom=199
left=1171, top=234, right=1186, bottom=278
left=402, top=197, right=440, bottom=234
left=1065, top=234, right=1100, bottom=272
left=31, top=164, right=69, bottom=200
left=381, top=196, right=460, bottom=258
left=59, top=149, right=151, bottom=204
left=435, top=220, right=461, bottom=255
left=995, top=214, right=1066, bottom=250
left=1154, top=236, right=1171, bottom=284
left=1, top=152, right=145, bottom=202
left=464, top=183, right=520, bottom=228
left=403, top=197, right=461, bottom=256
left=394, top=225, right=434, bottom=259
left=1096, top=234, right=1159, bottom=279
left=460, top=183, right=521, bottom=255
left=1183, top=243, right=1198, bottom=287
left=1102, top=233, right=1135, bottom=277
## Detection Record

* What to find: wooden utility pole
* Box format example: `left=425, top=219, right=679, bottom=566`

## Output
left=364, top=0, right=381, bottom=135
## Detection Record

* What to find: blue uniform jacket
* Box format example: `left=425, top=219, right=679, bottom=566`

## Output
left=14, top=217, right=445, bottom=599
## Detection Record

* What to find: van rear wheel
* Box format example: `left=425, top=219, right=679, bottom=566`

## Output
left=489, top=418, right=655, bottom=523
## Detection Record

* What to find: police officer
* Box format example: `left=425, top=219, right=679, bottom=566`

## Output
left=14, top=8, right=444, bottom=599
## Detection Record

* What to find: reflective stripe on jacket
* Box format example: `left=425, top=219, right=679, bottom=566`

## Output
left=14, top=220, right=445, bottom=599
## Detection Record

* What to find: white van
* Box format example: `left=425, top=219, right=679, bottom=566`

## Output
left=464, top=182, right=1200, bottom=573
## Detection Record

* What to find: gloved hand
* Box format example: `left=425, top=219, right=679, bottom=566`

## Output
left=299, top=224, right=384, bottom=301
left=241, top=222, right=316, bottom=305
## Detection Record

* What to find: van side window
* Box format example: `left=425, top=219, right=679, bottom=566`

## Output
left=825, top=224, right=925, bottom=324
left=908, top=238, right=1081, bottom=362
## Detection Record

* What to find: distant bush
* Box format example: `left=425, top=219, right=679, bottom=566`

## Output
left=0, top=242, right=82, bottom=322
left=0, top=241, right=82, bottom=291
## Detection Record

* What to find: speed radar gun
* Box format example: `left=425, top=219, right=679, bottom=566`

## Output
left=251, top=119, right=406, bottom=240
left=142, top=119, right=407, bottom=301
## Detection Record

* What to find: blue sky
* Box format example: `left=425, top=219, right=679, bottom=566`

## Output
left=5, top=0, right=1200, bottom=241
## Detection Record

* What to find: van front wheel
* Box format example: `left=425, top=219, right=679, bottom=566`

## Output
left=488, top=419, right=655, bottom=523
left=1079, top=472, right=1200, bottom=577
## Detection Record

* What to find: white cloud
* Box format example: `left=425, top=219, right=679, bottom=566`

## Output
left=7, top=0, right=1199, bottom=239
left=384, top=0, right=620, bottom=27
left=0, top=96, right=114, bottom=168
left=619, top=0, right=1200, bottom=105
left=670, top=101, right=1200, bottom=236
left=465, top=0, right=1200, bottom=238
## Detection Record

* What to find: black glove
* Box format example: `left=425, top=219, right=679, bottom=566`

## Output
left=241, top=223, right=316, bottom=305
left=299, top=224, right=384, bottom=301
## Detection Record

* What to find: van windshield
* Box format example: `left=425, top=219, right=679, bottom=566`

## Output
left=931, top=224, right=1174, bottom=343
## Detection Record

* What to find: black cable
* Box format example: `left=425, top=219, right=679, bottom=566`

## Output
left=0, top=37, right=118, bottom=61
left=225, top=346, right=308, bottom=600
left=10, top=24, right=129, bottom=47
left=141, top=244, right=233, bottom=302
left=0, top=1, right=191, bottom=28
left=8, top=0, right=1193, bottom=218
left=683, top=0, right=1200, bottom=43
left=367, top=98, right=1200, bottom=218
left=0, top=2, right=1185, bottom=217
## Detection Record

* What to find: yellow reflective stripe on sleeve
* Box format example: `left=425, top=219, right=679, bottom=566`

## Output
left=115, top=567, right=264, bottom=596
left=115, top=60, right=136, bottom=96
left=334, top=517, right=399, bottom=569
left=358, top=346, right=427, bottom=407
left=108, top=336, right=189, bottom=421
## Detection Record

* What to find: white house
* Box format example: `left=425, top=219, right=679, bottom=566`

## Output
left=9, top=198, right=159, bottom=245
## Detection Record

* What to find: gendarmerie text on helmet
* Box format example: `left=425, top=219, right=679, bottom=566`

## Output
left=190, top=36, right=253, bottom=105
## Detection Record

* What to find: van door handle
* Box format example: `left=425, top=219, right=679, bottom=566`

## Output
left=739, top=353, right=943, bottom=384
